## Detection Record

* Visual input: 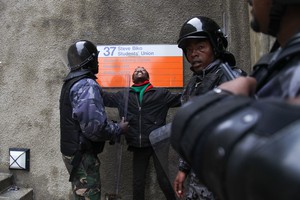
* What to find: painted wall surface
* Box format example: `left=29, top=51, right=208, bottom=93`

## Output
left=0, top=0, right=271, bottom=199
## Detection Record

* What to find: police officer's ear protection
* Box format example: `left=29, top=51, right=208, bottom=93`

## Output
left=215, top=29, right=228, bottom=55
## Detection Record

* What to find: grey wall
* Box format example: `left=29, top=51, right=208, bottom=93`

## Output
left=0, top=0, right=258, bottom=199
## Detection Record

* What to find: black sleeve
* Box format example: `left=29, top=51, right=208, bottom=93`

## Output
left=101, top=90, right=123, bottom=108
left=163, top=89, right=182, bottom=108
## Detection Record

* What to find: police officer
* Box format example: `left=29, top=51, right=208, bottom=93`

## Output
left=59, top=40, right=128, bottom=200
left=173, top=16, right=246, bottom=200
left=171, top=0, right=300, bottom=199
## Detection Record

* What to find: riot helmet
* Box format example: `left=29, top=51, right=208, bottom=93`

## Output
left=67, top=40, right=99, bottom=74
left=177, top=16, right=228, bottom=58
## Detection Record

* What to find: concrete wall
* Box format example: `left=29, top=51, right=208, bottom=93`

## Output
left=0, top=0, right=271, bottom=199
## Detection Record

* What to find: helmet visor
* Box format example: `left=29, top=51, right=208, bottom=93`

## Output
left=178, top=35, right=208, bottom=49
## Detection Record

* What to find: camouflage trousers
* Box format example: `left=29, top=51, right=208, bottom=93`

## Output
left=62, top=153, right=101, bottom=200
left=185, top=172, right=215, bottom=200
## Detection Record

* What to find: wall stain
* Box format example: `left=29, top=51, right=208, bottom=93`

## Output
left=0, top=0, right=6, bottom=13
left=38, top=18, right=74, bottom=39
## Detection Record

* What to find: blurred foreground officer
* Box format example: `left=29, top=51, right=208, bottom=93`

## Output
left=59, top=40, right=128, bottom=200
left=173, top=16, right=246, bottom=200
left=171, top=0, right=300, bottom=199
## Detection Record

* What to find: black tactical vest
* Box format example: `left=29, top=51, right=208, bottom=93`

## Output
left=252, top=32, right=300, bottom=93
left=60, top=74, right=105, bottom=156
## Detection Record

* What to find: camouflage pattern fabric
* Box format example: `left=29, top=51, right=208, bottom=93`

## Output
left=71, top=78, right=121, bottom=141
left=63, top=153, right=101, bottom=200
left=185, top=172, right=215, bottom=200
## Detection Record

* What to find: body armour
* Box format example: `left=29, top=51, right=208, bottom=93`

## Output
left=252, top=32, right=300, bottom=98
left=60, top=72, right=105, bottom=156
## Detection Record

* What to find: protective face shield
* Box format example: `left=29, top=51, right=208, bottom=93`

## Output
left=149, top=123, right=180, bottom=191
left=67, top=40, right=99, bottom=74
left=177, top=16, right=228, bottom=58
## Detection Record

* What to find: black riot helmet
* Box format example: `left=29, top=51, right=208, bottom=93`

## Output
left=177, top=16, right=228, bottom=58
left=67, top=40, right=99, bottom=74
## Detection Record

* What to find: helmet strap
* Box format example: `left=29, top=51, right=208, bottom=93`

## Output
left=268, top=2, right=286, bottom=36
left=69, top=53, right=96, bottom=71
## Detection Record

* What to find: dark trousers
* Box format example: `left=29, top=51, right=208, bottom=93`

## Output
left=131, top=146, right=176, bottom=200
